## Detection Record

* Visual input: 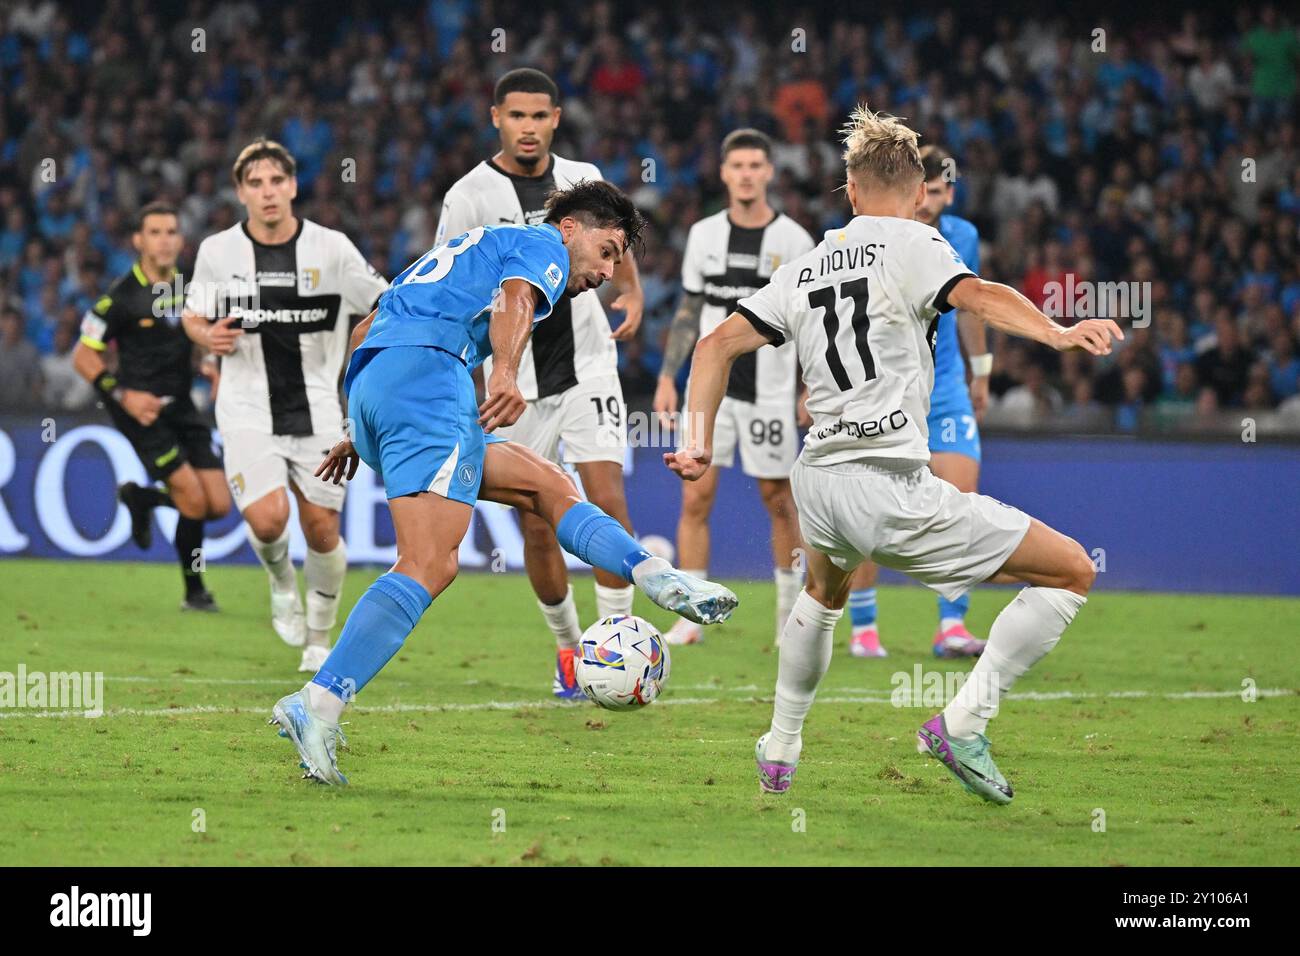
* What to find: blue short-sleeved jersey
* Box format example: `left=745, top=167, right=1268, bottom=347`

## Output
left=930, top=213, right=979, bottom=410
left=342, top=222, right=570, bottom=504
left=926, top=214, right=982, bottom=461
left=347, top=222, right=569, bottom=388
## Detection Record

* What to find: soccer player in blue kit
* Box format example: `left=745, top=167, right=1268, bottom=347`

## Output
left=269, top=182, right=738, bottom=784
left=846, top=145, right=993, bottom=660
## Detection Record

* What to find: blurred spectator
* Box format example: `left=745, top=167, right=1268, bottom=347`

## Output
left=1197, top=317, right=1255, bottom=405
left=40, top=319, right=93, bottom=411
left=0, top=3, right=1296, bottom=441
left=0, top=309, right=42, bottom=409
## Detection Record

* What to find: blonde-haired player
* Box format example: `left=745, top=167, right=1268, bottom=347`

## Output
left=667, top=105, right=1121, bottom=804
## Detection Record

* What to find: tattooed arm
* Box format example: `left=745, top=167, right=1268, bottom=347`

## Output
left=653, top=291, right=704, bottom=427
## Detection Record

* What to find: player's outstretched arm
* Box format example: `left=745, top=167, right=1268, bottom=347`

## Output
left=479, top=278, right=538, bottom=432
left=664, top=311, right=769, bottom=481
left=946, top=278, right=1124, bottom=355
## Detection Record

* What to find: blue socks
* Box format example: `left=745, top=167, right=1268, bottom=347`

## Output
left=848, top=587, right=877, bottom=628
left=556, top=501, right=651, bottom=581
left=848, top=586, right=970, bottom=630
left=938, top=592, right=970, bottom=625
left=312, top=571, right=432, bottom=701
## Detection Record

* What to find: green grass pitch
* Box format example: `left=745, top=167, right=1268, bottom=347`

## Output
left=1, top=558, right=1297, bottom=866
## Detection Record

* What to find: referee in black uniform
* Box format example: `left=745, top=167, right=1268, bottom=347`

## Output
left=73, top=201, right=231, bottom=610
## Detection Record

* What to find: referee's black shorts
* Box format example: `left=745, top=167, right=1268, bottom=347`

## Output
left=108, top=396, right=223, bottom=482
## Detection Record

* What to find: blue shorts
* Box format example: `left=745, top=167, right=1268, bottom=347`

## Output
left=346, top=345, right=505, bottom=505
left=926, top=393, right=981, bottom=463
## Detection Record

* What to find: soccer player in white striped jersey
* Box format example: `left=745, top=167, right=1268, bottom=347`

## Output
left=183, top=140, right=388, bottom=672
left=667, top=105, right=1122, bottom=804
left=654, top=129, right=815, bottom=647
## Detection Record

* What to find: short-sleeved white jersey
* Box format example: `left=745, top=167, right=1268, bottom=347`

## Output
left=736, top=216, right=976, bottom=464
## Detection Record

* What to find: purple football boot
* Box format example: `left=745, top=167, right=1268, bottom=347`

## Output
left=755, top=732, right=797, bottom=794
left=916, top=713, right=1012, bottom=805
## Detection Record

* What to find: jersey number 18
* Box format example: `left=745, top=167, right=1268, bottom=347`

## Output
left=401, top=227, right=486, bottom=286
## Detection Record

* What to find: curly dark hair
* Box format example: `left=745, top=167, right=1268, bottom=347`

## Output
left=543, top=180, right=647, bottom=254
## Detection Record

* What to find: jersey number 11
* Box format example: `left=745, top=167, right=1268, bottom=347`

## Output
left=807, top=277, right=875, bottom=391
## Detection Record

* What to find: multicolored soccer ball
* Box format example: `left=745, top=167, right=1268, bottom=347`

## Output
left=574, top=615, right=671, bottom=710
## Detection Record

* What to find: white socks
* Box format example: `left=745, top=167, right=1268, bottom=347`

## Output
left=305, top=540, right=347, bottom=648
left=943, top=587, right=1086, bottom=740
left=595, top=582, right=635, bottom=619
left=629, top=555, right=672, bottom=586
left=249, top=526, right=296, bottom=592
left=538, top=585, right=583, bottom=649
left=767, top=589, right=841, bottom=763
left=774, top=566, right=804, bottom=636
left=306, top=681, right=346, bottom=724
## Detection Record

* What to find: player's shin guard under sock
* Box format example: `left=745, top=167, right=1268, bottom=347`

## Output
left=938, top=592, right=970, bottom=631
left=308, top=571, right=432, bottom=722
left=768, top=589, right=841, bottom=763
left=774, top=566, right=804, bottom=633
left=539, top=585, right=582, bottom=650
left=943, top=587, right=1086, bottom=740
left=304, top=540, right=347, bottom=648
left=248, top=525, right=296, bottom=592
left=594, top=582, right=635, bottom=619
left=175, top=517, right=206, bottom=597
left=847, top=587, right=878, bottom=628
left=555, top=501, right=655, bottom=583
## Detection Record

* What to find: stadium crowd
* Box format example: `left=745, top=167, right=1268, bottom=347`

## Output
left=1, top=0, right=1299, bottom=434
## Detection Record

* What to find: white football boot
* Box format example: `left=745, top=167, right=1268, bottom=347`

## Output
left=639, top=567, right=737, bottom=625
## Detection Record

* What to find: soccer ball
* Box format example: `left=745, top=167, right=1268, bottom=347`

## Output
left=574, top=615, right=671, bottom=710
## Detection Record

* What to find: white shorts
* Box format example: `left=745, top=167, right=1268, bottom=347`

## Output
left=221, top=429, right=346, bottom=512
left=703, top=396, right=798, bottom=480
left=789, top=457, right=1031, bottom=600
left=496, top=373, right=626, bottom=466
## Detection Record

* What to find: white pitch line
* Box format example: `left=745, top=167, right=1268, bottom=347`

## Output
left=0, top=688, right=1293, bottom=720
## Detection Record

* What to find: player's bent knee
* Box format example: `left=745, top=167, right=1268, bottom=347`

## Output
left=246, top=511, right=288, bottom=542
left=1069, top=541, right=1097, bottom=595
left=303, top=516, right=339, bottom=551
